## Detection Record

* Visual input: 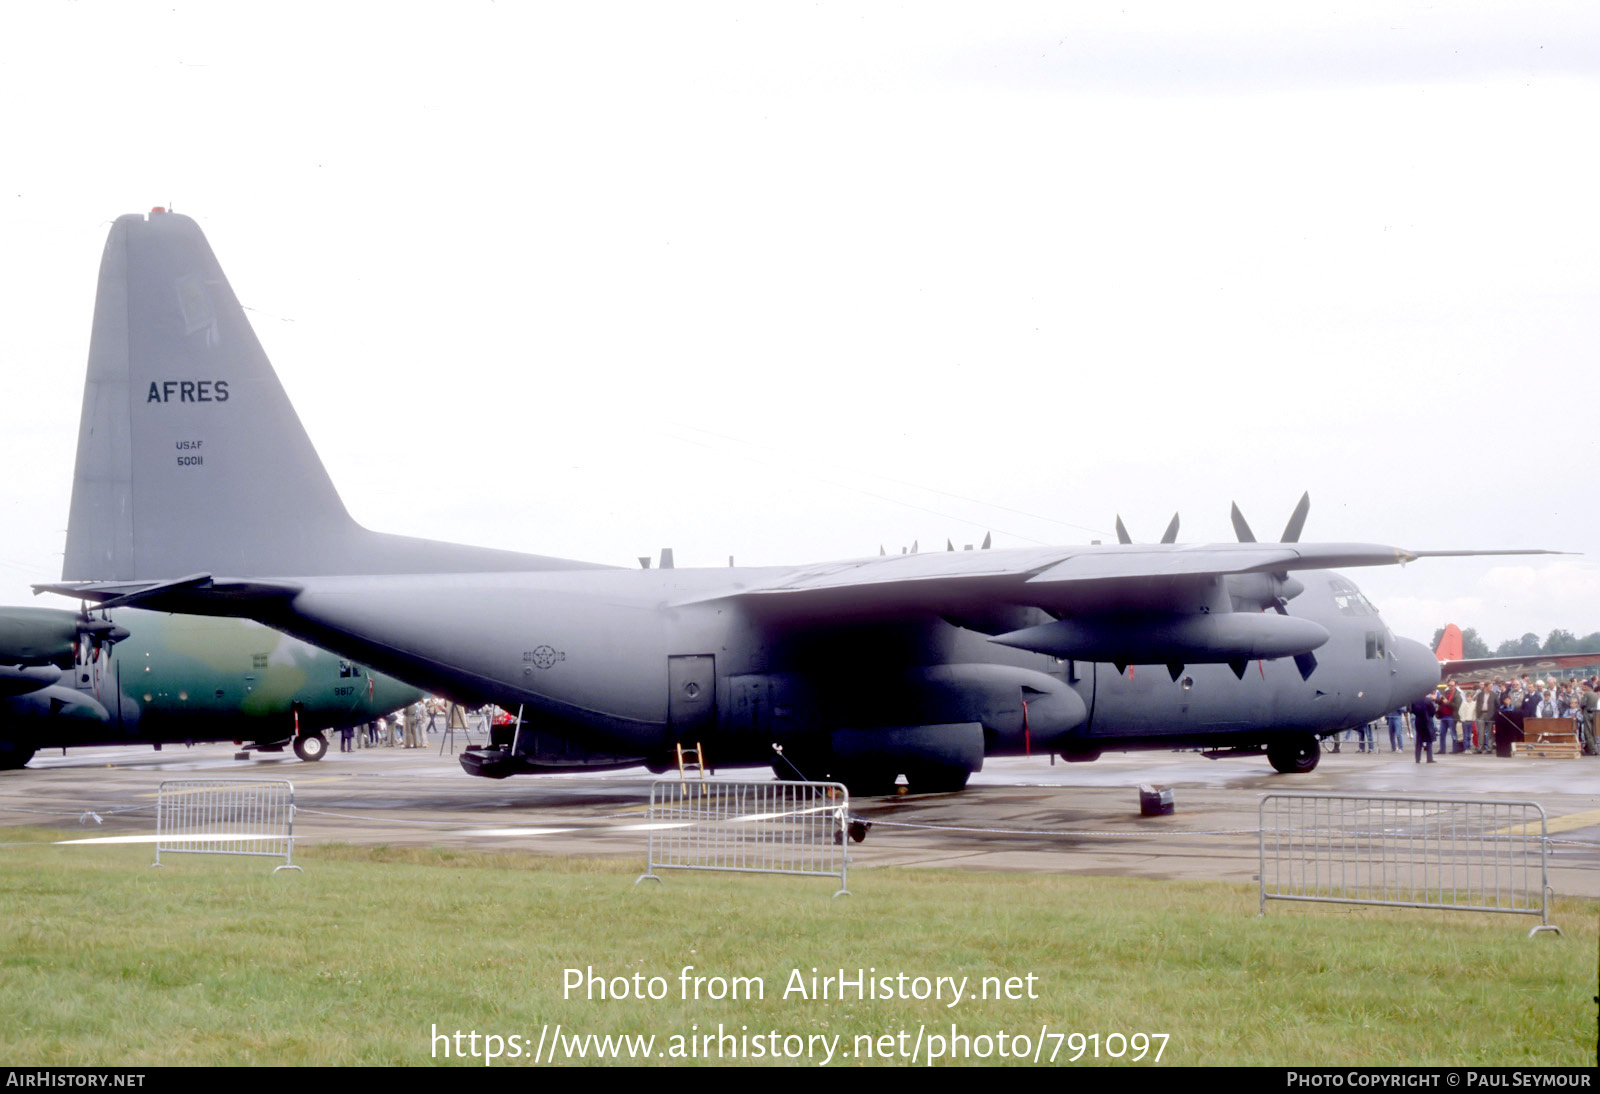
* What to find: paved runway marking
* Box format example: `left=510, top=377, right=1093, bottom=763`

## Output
left=133, top=773, right=352, bottom=799
left=57, top=833, right=264, bottom=845
left=1492, top=807, right=1600, bottom=837
left=611, top=822, right=695, bottom=832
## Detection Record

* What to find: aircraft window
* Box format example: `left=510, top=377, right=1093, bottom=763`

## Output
left=1364, top=631, right=1387, bottom=660
left=1330, top=577, right=1376, bottom=617
left=339, top=661, right=355, bottom=678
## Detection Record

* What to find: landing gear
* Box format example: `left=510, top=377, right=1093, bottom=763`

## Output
left=0, top=739, right=35, bottom=770
left=1267, top=733, right=1320, bottom=774
left=293, top=732, right=328, bottom=762
left=831, top=763, right=899, bottom=798
left=902, top=759, right=972, bottom=794
left=773, top=752, right=897, bottom=797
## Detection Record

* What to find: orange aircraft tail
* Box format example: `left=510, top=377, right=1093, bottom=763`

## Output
left=1434, top=624, right=1464, bottom=663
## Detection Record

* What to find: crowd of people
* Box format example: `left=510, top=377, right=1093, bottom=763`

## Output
left=1340, top=674, right=1600, bottom=761
left=338, top=697, right=480, bottom=752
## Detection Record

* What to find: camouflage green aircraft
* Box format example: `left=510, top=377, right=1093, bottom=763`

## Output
left=0, top=605, right=423, bottom=769
left=40, top=211, right=1559, bottom=794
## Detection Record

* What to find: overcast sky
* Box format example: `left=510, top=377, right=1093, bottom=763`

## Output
left=2, top=1, right=1595, bottom=648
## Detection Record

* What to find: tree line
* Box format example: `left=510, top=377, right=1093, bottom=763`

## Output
left=1428, top=627, right=1600, bottom=659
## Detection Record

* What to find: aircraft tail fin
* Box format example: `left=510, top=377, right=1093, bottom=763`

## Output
left=1434, top=624, right=1464, bottom=663
left=63, top=210, right=587, bottom=580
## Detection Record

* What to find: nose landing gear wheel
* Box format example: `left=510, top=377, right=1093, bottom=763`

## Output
left=293, top=732, right=328, bottom=762
left=1267, top=734, right=1320, bottom=774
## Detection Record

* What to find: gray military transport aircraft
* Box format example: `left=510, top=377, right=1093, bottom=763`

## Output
left=38, top=209, right=1554, bottom=793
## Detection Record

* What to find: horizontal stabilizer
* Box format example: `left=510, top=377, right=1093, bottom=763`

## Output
left=35, top=577, right=303, bottom=616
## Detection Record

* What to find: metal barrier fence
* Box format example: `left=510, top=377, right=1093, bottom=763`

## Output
left=154, top=779, right=301, bottom=873
left=635, top=779, right=852, bottom=896
left=1259, top=793, right=1558, bottom=936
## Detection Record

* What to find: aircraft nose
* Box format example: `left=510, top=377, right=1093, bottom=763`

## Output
left=1389, top=636, right=1440, bottom=710
left=368, top=674, right=425, bottom=716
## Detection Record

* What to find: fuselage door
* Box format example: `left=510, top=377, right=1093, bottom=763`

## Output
left=668, top=654, right=716, bottom=741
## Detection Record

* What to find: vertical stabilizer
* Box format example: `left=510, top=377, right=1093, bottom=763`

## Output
left=63, top=211, right=593, bottom=580
left=1434, top=624, right=1464, bottom=663
left=65, top=211, right=354, bottom=579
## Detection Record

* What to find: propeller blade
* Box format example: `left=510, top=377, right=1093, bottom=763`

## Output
left=1160, top=513, right=1180, bottom=544
left=1115, top=516, right=1132, bottom=545
left=1230, top=503, right=1256, bottom=543
left=75, top=611, right=130, bottom=652
left=1293, top=652, right=1318, bottom=681
left=1280, top=492, right=1310, bottom=543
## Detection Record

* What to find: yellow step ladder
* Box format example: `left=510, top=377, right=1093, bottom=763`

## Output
left=675, top=741, right=709, bottom=781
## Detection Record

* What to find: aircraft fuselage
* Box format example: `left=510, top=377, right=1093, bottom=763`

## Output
left=228, top=565, right=1436, bottom=786
left=0, top=609, right=423, bottom=766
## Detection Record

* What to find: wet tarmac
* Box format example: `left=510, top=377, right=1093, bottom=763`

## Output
left=6, top=737, right=1598, bottom=898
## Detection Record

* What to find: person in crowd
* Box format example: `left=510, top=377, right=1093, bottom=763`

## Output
left=1385, top=707, right=1406, bottom=752
left=1580, top=682, right=1599, bottom=756
left=1410, top=691, right=1436, bottom=764
left=1435, top=683, right=1460, bottom=754
left=1455, top=683, right=1478, bottom=751
left=1534, top=684, right=1560, bottom=719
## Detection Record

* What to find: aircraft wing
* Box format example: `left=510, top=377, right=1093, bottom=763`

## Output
left=1440, top=652, right=1600, bottom=682
left=40, top=544, right=1566, bottom=673
left=680, top=541, right=1563, bottom=669
left=691, top=542, right=1557, bottom=609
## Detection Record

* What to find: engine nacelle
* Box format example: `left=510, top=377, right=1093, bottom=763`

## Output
left=0, top=684, right=112, bottom=734
left=0, top=665, right=64, bottom=699
left=0, top=608, right=80, bottom=668
left=990, top=611, right=1328, bottom=665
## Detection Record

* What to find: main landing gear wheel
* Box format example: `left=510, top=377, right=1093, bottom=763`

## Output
left=293, top=732, right=328, bottom=762
left=834, top=764, right=899, bottom=798
left=903, top=761, right=972, bottom=794
left=0, top=740, right=35, bottom=770
left=1267, top=734, right=1320, bottom=774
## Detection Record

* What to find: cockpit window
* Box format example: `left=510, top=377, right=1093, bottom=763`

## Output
left=1330, top=577, right=1378, bottom=617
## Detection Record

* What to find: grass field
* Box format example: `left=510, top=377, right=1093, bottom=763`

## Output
left=2, top=830, right=1594, bottom=1066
